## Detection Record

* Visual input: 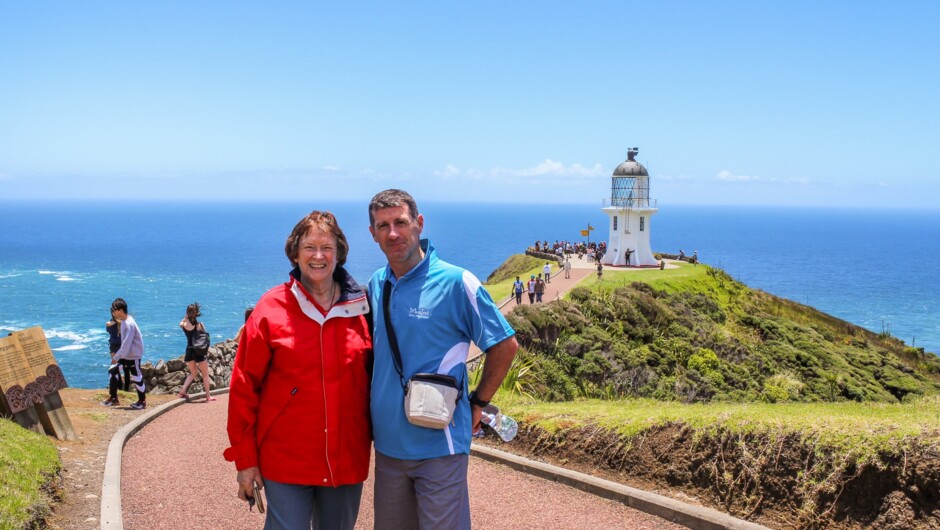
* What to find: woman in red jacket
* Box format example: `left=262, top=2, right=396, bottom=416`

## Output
left=224, top=210, right=372, bottom=530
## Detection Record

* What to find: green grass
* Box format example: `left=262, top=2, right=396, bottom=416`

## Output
left=578, top=261, right=743, bottom=307
left=82, top=411, right=109, bottom=422
left=0, top=419, right=61, bottom=529
left=495, top=393, right=940, bottom=463
left=484, top=254, right=544, bottom=284
left=582, top=260, right=700, bottom=287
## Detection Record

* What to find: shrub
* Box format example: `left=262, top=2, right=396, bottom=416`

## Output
left=762, top=372, right=805, bottom=403
left=535, top=357, right=577, bottom=401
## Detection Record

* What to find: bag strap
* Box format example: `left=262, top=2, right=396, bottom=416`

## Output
left=382, top=280, right=408, bottom=392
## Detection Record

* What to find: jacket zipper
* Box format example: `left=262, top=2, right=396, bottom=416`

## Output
left=320, top=313, right=336, bottom=486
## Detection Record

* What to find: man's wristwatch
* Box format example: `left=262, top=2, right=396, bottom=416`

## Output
left=468, top=391, right=490, bottom=408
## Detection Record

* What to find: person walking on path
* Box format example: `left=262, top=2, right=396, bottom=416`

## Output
left=224, top=210, right=372, bottom=530
left=535, top=274, right=545, bottom=303
left=177, top=303, right=216, bottom=402
left=527, top=274, right=537, bottom=304
left=105, top=313, right=128, bottom=391
left=543, top=262, right=552, bottom=283
left=512, top=276, right=524, bottom=305
left=102, top=298, right=147, bottom=409
left=596, top=260, right=603, bottom=281
left=367, top=189, right=518, bottom=530
left=564, top=257, right=572, bottom=279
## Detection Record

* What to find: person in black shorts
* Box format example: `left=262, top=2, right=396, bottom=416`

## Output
left=178, top=302, right=216, bottom=402
left=105, top=314, right=124, bottom=390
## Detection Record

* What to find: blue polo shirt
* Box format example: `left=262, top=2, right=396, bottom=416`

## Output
left=369, top=239, right=515, bottom=460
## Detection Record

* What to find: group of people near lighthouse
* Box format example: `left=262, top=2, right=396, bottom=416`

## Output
left=217, top=189, right=519, bottom=529
left=533, top=239, right=606, bottom=263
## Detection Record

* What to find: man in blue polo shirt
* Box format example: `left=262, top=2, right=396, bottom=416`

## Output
left=367, top=189, right=519, bottom=529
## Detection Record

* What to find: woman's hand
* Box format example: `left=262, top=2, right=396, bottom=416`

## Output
left=236, top=466, right=263, bottom=501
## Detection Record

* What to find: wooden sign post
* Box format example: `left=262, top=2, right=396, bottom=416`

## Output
left=0, top=327, right=75, bottom=440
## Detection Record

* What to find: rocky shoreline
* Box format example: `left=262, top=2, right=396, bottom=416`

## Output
left=140, top=339, right=237, bottom=396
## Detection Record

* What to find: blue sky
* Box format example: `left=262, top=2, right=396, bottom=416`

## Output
left=2, top=2, right=938, bottom=206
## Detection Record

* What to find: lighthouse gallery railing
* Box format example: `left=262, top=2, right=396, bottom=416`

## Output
left=602, top=198, right=658, bottom=208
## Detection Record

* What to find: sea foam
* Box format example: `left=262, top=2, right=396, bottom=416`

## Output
left=53, top=344, right=87, bottom=351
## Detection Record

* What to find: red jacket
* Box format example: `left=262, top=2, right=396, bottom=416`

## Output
left=224, top=267, right=372, bottom=486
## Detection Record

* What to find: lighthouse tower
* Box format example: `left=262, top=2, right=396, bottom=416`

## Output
left=601, top=147, right=658, bottom=267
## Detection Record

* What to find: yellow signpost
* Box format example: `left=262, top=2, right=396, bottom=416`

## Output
left=0, top=327, right=74, bottom=440
left=582, top=223, right=595, bottom=245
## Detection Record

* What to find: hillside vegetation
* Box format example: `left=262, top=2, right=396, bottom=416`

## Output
left=504, top=262, right=940, bottom=404
left=479, top=258, right=940, bottom=528
left=485, top=254, right=544, bottom=284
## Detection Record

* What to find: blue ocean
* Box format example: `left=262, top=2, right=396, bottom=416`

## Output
left=1, top=201, right=938, bottom=389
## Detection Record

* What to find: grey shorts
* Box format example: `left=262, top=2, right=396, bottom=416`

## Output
left=373, top=451, right=470, bottom=530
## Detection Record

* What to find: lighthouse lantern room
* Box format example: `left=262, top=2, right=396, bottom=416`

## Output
left=602, top=147, right=658, bottom=267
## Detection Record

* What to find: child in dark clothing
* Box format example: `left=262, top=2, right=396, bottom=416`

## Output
left=105, top=316, right=127, bottom=390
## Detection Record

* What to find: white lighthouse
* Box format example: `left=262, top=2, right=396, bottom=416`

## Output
left=601, top=147, right=658, bottom=267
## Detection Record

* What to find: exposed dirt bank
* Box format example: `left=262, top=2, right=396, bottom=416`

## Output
left=480, top=423, right=940, bottom=529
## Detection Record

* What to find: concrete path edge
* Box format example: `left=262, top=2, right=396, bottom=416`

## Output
left=470, top=444, right=771, bottom=530
left=100, top=388, right=769, bottom=530
left=99, top=388, right=229, bottom=530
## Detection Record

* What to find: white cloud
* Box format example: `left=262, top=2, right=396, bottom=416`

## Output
left=657, top=174, right=694, bottom=181
left=434, top=159, right=607, bottom=183
left=713, top=171, right=812, bottom=185
left=435, top=165, right=461, bottom=179
left=715, top=170, right=760, bottom=182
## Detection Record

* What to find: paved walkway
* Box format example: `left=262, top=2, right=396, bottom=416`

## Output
left=120, top=393, right=686, bottom=529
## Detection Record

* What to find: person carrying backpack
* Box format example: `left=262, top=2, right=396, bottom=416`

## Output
left=179, top=302, right=216, bottom=402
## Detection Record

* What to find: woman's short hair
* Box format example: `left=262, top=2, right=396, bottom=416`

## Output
left=284, top=210, right=349, bottom=267
left=187, top=302, right=202, bottom=320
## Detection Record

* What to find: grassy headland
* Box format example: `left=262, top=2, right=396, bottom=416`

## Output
left=479, top=256, right=940, bottom=528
